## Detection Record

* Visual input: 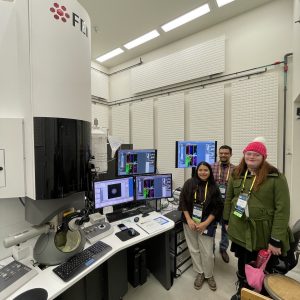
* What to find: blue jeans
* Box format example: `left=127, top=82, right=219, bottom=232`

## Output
left=219, top=217, right=229, bottom=251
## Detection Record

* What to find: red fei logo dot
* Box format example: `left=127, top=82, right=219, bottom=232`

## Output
left=50, top=3, right=70, bottom=23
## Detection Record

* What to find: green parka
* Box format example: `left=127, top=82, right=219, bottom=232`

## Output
left=223, top=172, right=292, bottom=255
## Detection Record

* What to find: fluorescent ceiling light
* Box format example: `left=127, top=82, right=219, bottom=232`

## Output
left=124, top=30, right=160, bottom=50
left=96, top=48, right=124, bottom=63
left=161, top=3, right=210, bottom=32
left=216, top=0, right=235, bottom=7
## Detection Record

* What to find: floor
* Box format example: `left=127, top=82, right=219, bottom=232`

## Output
left=123, top=227, right=300, bottom=300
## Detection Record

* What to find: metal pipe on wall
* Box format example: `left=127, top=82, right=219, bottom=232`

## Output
left=282, top=52, right=293, bottom=174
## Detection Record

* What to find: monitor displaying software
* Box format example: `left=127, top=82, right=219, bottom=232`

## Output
left=135, top=174, right=172, bottom=201
left=94, top=177, right=134, bottom=209
left=117, top=149, right=157, bottom=176
left=175, top=141, right=217, bottom=168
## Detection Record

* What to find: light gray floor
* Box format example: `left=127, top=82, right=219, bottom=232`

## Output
left=123, top=227, right=238, bottom=300
left=123, top=226, right=300, bottom=300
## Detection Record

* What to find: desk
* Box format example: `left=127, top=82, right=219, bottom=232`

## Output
left=264, top=274, right=300, bottom=300
left=6, top=212, right=174, bottom=300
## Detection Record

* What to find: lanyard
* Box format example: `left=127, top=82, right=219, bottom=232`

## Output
left=240, top=170, right=256, bottom=195
left=194, top=182, right=208, bottom=204
left=218, top=162, right=231, bottom=182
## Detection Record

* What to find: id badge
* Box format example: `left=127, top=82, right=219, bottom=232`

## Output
left=219, top=184, right=226, bottom=200
left=192, top=204, right=203, bottom=223
left=233, top=193, right=249, bottom=218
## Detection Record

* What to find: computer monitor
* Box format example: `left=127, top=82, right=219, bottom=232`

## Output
left=175, top=140, right=217, bottom=168
left=117, top=149, right=157, bottom=176
left=135, top=174, right=172, bottom=201
left=94, top=177, right=134, bottom=209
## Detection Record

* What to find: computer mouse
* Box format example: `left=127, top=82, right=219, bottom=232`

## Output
left=134, top=216, right=139, bottom=222
left=128, top=228, right=136, bottom=237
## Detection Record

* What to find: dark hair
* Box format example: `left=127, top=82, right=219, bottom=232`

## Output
left=232, top=157, right=279, bottom=191
left=195, top=161, right=216, bottom=185
left=219, top=145, right=232, bottom=154
left=193, top=161, right=219, bottom=198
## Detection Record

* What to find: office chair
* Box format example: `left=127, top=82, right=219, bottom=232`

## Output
left=272, top=219, right=300, bottom=274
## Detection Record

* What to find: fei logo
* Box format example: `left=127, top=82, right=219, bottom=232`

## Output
left=49, top=2, right=88, bottom=37
left=50, top=3, right=70, bottom=22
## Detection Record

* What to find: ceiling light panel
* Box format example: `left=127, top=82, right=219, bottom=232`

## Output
left=124, top=30, right=160, bottom=50
left=96, top=48, right=124, bottom=63
left=216, top=0, right=235, bottom=7
left=161, top=3, right=210, bottom=32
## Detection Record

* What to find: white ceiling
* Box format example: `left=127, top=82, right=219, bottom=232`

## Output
left=77, top=0, right=274, bottom=69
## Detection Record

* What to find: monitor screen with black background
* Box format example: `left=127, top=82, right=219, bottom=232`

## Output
left=94, top=177, right=134, bottom=209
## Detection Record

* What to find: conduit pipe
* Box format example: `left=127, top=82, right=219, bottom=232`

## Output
left=282, top=52, right=293, bottom=174
left=109, top=61, right=284, bottom=106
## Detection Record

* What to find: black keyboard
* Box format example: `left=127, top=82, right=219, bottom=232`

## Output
left=106, top=209, right=140, bottom=223
left=53, top=241, right=112, bottom=282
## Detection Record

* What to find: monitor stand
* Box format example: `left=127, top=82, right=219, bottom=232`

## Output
left=138, top=199, right=157, bottom=214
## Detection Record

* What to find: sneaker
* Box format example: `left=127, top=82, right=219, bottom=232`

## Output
left=194, top=273, right=205, bottom=290
left=207, top=276, right=217, bottom=291
left=220, top=250, right=230, bottom=263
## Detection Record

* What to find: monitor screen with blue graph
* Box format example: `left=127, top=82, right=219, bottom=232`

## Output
left=175, top=141, right=217, bottom=168
left=135, top=174, right=172, bottom=201
left=117, top=149, right=157, bottom=176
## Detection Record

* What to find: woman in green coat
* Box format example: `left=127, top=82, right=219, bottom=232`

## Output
left=223, top=137, right=292, bottom=300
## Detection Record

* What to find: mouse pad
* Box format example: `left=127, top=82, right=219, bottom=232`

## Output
left=115, top=228, right=140, bottom=241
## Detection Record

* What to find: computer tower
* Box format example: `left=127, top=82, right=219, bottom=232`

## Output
left=127, top=247, right=140, bottom=288
left=139, top=249, right=147, bottom=285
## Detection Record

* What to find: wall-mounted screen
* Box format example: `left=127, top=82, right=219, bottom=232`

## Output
left=175, top=141, right=217, bottom=168
left=94, top=177, right=134, bottom=209
left=117, top=149, right=157, bottom=176
left=135, top=174, right=172, bottom=201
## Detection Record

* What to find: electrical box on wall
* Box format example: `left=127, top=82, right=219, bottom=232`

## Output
left=0, top=119, right=25, bottom=198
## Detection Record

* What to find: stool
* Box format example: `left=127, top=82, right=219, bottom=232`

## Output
left=13, top=288, right=48, bottom=300
left=264, top=274, right=300, bottom=300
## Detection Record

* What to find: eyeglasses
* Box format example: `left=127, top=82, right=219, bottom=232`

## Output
left=244, top=151, right=262, bottom=158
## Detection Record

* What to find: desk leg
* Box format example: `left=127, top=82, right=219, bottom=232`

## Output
left=146, top=231, right=172, bottom=290
left=106, top=249, right=128, bottom=300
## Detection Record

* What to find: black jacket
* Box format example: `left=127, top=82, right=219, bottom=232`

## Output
left=178, top=177, right=223, bottom=224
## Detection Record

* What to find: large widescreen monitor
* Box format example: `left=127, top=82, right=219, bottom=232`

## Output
left=94, top=177, right=134, bottom=209
left=135, top=174, right=172, bottom=201
left=117, top=149, right=157, bottom=176
left=175, top=141, right=217, bottom=168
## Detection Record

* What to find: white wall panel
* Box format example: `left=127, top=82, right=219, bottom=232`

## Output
left=131, top=36, right=225, bottom=94
left=91, top=68, right=109, bottom=100
left=131, top=99, right=154, bottom=149
left=91, top=102, right=109, bottom=131
left=111, top=104, right=130, bottom=143
left=231, top=73, right=278, bottom=166
left=188, top=85, right=224, bottom=144
left=156, top=93, right=184, bottom=189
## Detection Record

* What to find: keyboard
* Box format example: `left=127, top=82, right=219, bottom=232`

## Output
left=53, top=241, right=112, bottom=282
left=106, top=209, right=141, bottom=223
left=0, top=260, right=38, bottom=299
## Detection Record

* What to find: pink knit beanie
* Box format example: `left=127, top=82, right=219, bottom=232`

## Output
left=243, top=137, right=267, bottom=159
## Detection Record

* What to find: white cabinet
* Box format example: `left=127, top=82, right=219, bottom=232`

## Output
left=0, top=119, right=25, bottom=198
